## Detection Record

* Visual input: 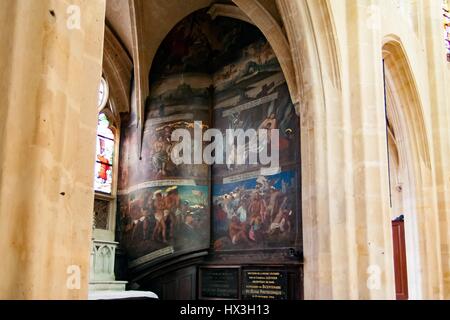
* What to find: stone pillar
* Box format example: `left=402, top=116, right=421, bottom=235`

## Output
left=344, top=0, right=395, bottom=299
left=278, top=0, right=395, bottom=299
left=422, top=0, right=450, bottom=299
left=0, top=0, right=105, bottom=299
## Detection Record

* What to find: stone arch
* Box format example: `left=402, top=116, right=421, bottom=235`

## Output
left=383, top=37, right=431, bottom=167
left=103, top=24, right=133, bottom=118
left=99, top=28, right=131, bottom=241
left=232, top=0, right=300, bottom=105
left=276, top=0, right=342, bottom=299
left=131, top=0, right=303, bottom=154
left=383, top=37, right=439, bottom=299
left=142, top=0, right=300, bottom=106
left=129, top=0, right=342, bottom=299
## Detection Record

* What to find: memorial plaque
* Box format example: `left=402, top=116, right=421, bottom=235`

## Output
left=243, top=270, right=288, bottom=300
left=200, top=267, right=240, bottom=299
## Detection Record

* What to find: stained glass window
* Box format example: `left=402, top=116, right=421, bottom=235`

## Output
left=94, top=113, right=115, bottom=193
left=444, top=0, right=450, bottom=61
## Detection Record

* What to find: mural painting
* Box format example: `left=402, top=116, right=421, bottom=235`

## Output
left=212, top=38, right=300, bottom=178
left=117, top=9, right=301, bottom=264
left=142, top=74, right=212, bottom=181
left=212, top=170, right=299, bottom=251
left=119, top=184, right=209, bottom=260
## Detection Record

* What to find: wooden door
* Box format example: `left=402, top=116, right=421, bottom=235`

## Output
left=392, top=220, right=408, bottom=300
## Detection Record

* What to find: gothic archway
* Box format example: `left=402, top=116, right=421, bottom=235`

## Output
left=119, top=6, right=304, bottom=299
left=383, top=38, right=435, bottom=299
left=123, top=0, right=341, bottom=299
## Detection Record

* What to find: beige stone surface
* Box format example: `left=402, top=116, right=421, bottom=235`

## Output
left=0, top=0, right=106, bottom=299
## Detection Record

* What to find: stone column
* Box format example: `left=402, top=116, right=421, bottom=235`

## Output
left=0, top=0, right=105, bottom=299
left=421, top=0, right=450, bottom=299
left=344, top=0, right=395, bottom=299
left=278, top=0, right=395, bottom=299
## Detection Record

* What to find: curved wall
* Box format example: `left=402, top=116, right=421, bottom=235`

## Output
left=118, top=9, right=301, bottom=267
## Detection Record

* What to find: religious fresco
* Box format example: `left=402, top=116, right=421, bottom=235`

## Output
left=212, top=39, right=300, bottom=178
left=142, top=74, right=212, bottom=181
left=208, top=12, right=301, bottom=252
left=117, top=9, right=302, bottom=264
left=150, top=10, right=265, bottom=80
left=117, top=90, right=211, bottom=262
left=212, top=170, right=299, bottom=251
left=118, top=107, right=212, bottom=262
left=141, top=120, right=209, bottom=180
left=119, top=81, right=212, bottom=188
left=118, top=185, right=209, bottom=260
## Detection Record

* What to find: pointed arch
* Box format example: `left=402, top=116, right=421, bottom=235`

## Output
left=131, top=0, right=302, bottom=157
left=276, top=0, right=342, bottom=299
left=127, top=0, right=343, bottom=299
left=383, top=37, right=439, bottom=299
left=103, top=25, right=133, bottom=117
left=232, top=0, right=300, bottom=105
left=383, top=37, right=431, bottom=168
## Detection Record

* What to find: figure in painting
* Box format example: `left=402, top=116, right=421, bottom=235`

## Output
left=152, top=191, right=167, bottom=243
left=176, top=200, right=191, bottom=227
left=164, top=186, right=180, bottom=238
left=214, top=202, right=229, bottom=237
left=248, top=192, right=267, bottom=224
left=269, top=196, right=292, bottom=235
left=229, top=215, right=249, bottom=245
left=249, top=213, right=264, bottom=243
left=267, top=186, right=283, bottom=222
left=141, top=193, right=156, bottom=240
left=151, top=136, right=169, bottom=177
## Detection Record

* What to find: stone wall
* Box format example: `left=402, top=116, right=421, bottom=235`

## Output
left=0, top=0, right=106, bottom=299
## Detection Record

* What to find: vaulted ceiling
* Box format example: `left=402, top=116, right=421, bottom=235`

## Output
left=104, top=0, right=290, bottom=157
left=105, top=0, right=283, bottom=60
left=105, top=0, right=133, bottom=57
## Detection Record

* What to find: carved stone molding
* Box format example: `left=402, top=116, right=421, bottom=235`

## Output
left=103, top=25, right=133, bottom=116
left=90, top=240, right=119, bottom=282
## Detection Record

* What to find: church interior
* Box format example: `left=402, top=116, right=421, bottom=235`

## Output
left=0, top=0, right=450, bottom=300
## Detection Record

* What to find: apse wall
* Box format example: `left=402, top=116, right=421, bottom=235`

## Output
left=117, top=9, right=301, bottom=268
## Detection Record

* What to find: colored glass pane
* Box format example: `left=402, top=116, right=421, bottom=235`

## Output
left=97, top=113, right=115, bottom=139
left=444, top=0, right=450, bottom=59
left=94, top=113, right=114, bottom=193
